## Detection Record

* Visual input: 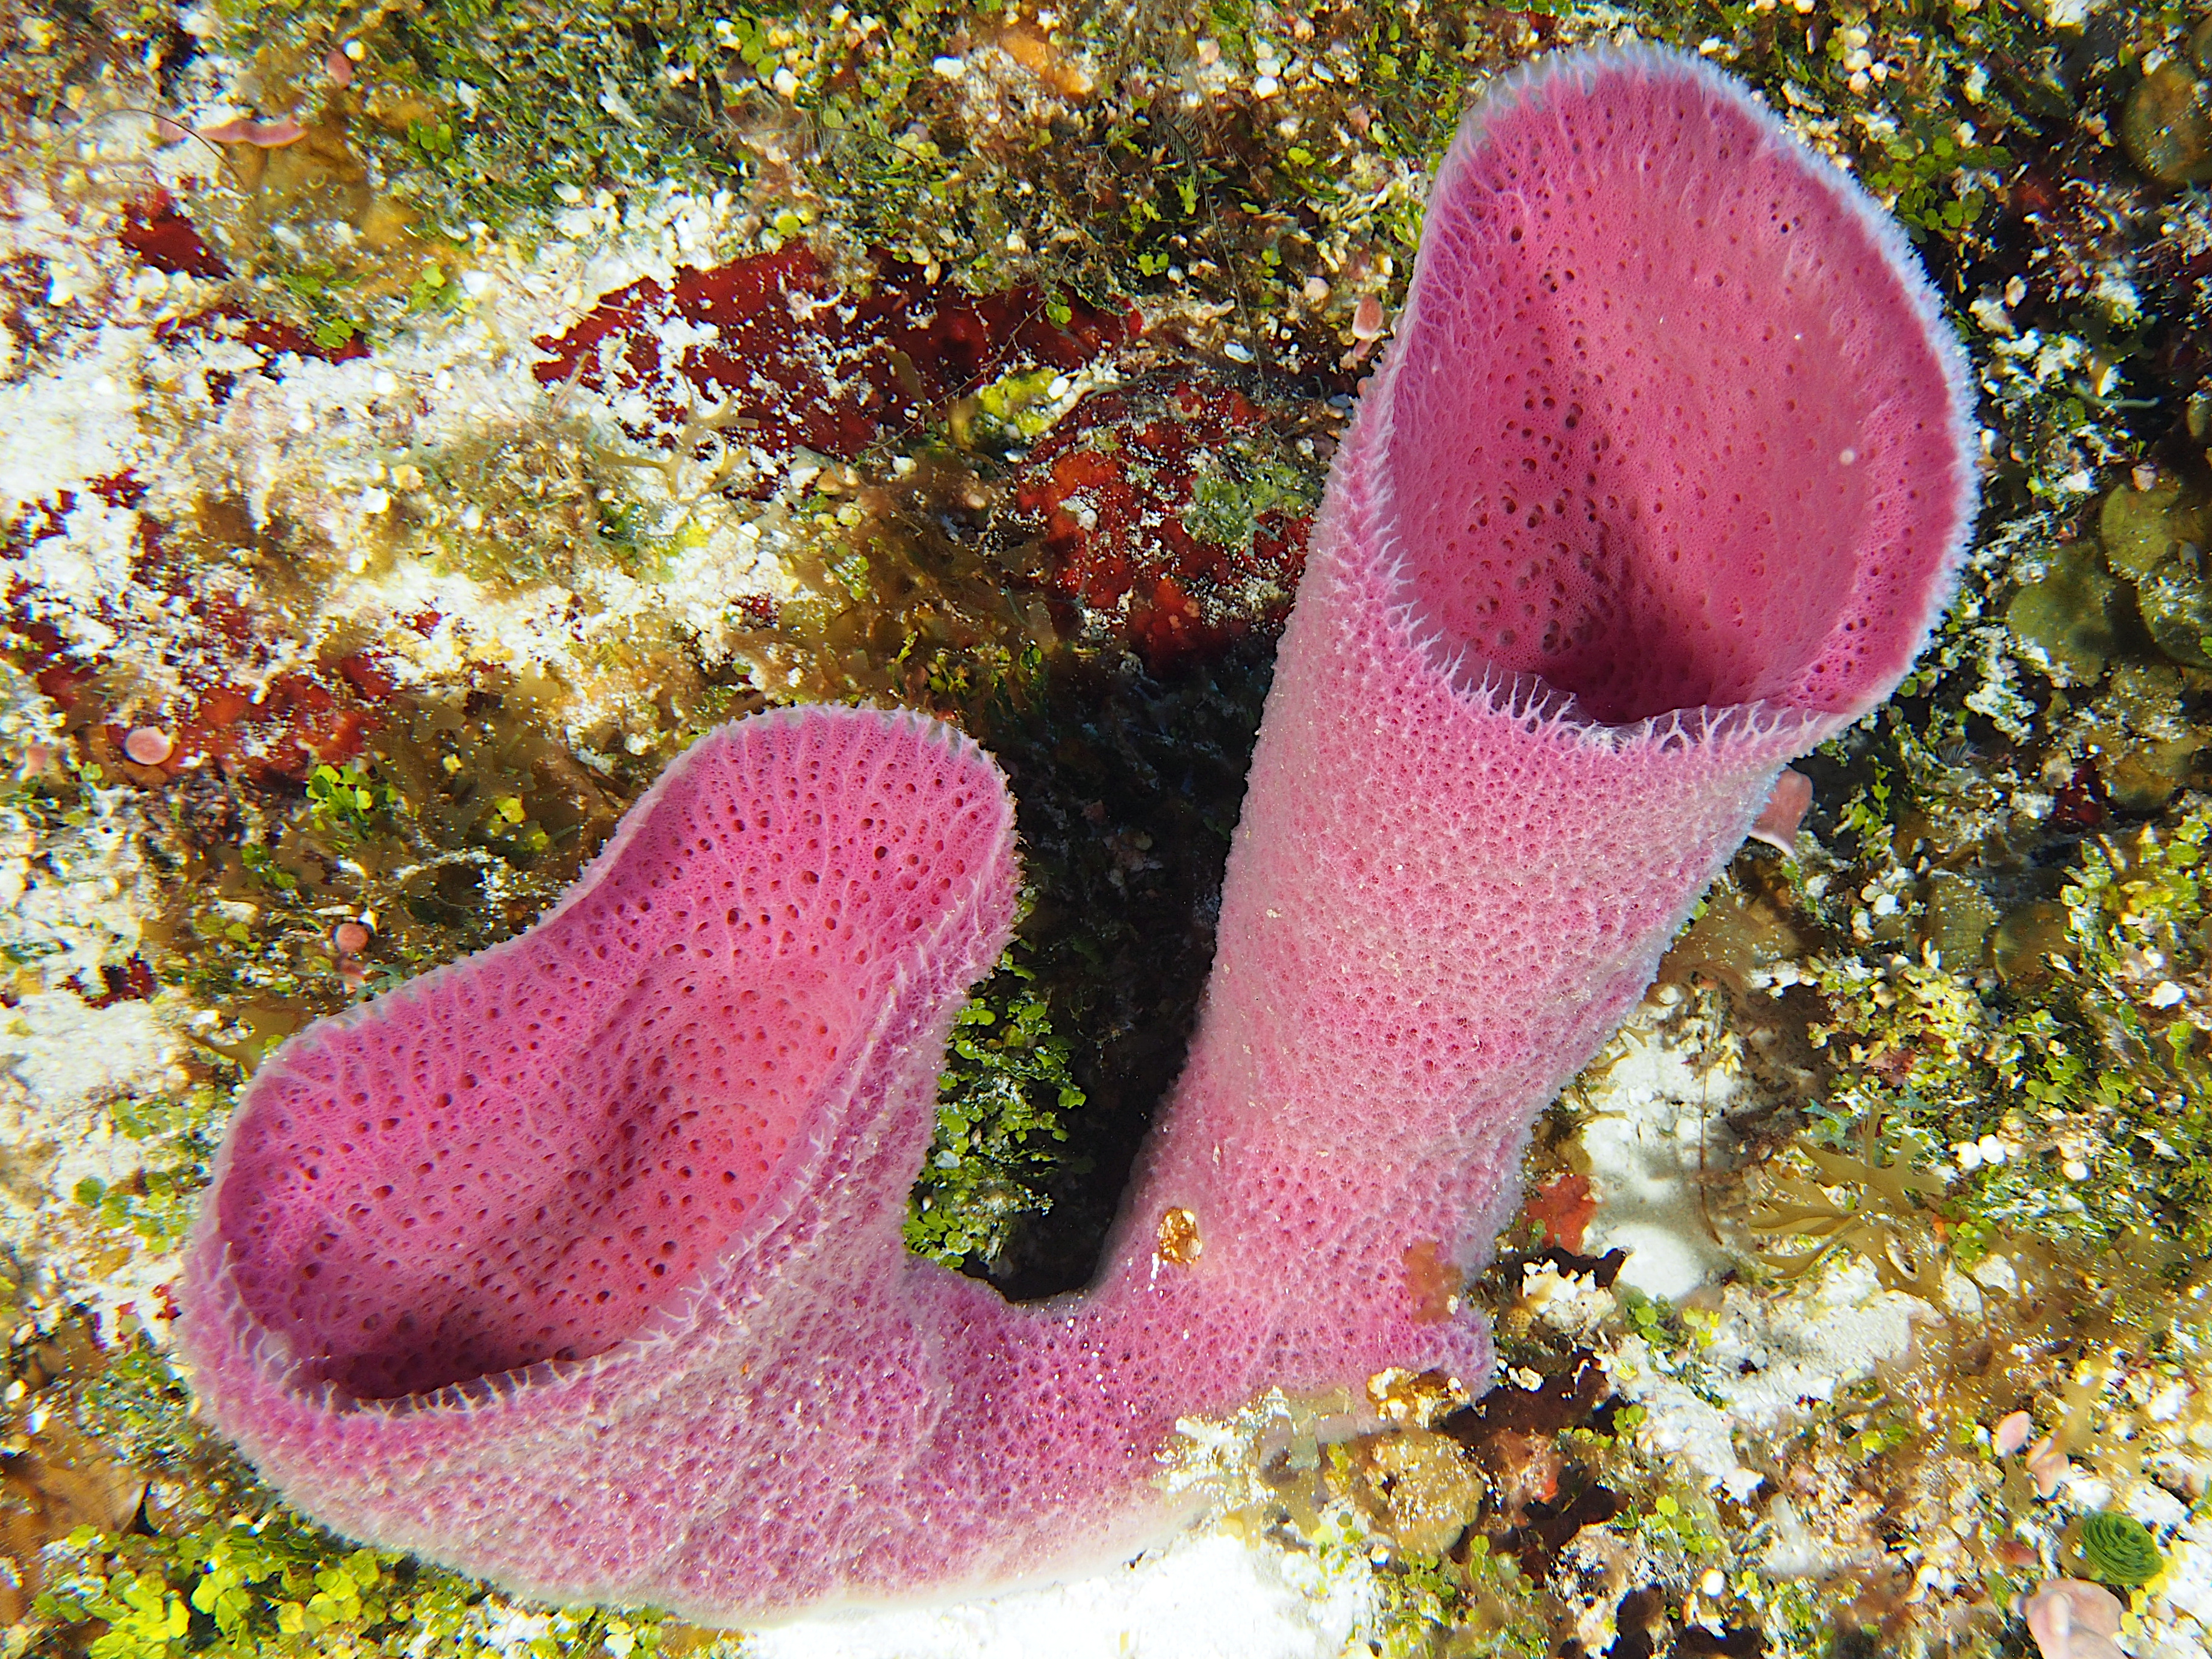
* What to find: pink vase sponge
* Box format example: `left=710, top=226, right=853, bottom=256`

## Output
left=179, top=44, right=1975, bottom=1624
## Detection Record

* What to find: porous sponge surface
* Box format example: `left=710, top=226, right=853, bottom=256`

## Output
left=218, top=711, right=1009, bottom=1398
left=1382, top=48, right=1971, bottom=724
left=1095, top=43, right=1973, bottom=1410
left=181, top=707, right=1024, bottom=1611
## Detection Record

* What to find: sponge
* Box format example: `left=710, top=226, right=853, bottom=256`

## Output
left=178, top=46, right=1975, bottom=1624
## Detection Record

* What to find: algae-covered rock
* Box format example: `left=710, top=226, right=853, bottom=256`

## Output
left=2008, top=542, right=2120, bottom=682
left=2098, top=471, right=2209, bottom=581
left=2083, top=662, right=2210, bottom=809
left=2083, top=474, right=2212, bottom=674
left=1919, top=871, right=1999, bottom=970
left=2105, top=736, right=2208, bottom=810
left=2123, top=60, right=2212, bottom=186
left=1993, top=899, right=2072, bottom=987
left=1352, top=1429, right=1484, bottom=1557
left=2139, top=548, right=2212, bottom=668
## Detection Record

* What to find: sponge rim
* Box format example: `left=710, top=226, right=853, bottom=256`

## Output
left=181, top=704, right=1019, bottom=1419
left=1359, top=40, right=1980, bottom=736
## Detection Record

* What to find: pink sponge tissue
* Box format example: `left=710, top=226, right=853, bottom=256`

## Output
left=1099, top=38, right=1975, bottom=1400
left=179, top=45, right=1975, bottom=1625
left=1378, top=46, right=1968, bottom=725
left=182, top=707, right=1027, bottom=1610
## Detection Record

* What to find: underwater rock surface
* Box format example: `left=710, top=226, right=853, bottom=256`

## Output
left=4, top=0, right=2212, bottom=1655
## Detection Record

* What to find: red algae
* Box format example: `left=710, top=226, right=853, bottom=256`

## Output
left=117, top=195, right=372, bottom=371
left=74, top=955, right=160, bottom=1008
left=1014, top=374, right=1313, bottom=668
left=9, top=600, right=396, bottom=788
left=1523, top=1173, right=1598, bottom=1253
left=533, top=245, right=1134, bottom=472
left=6, top=460, right=410, bottom=785
left=152, top=307, right=373, bottom=383
left=118, top=191, right=232, bottom=281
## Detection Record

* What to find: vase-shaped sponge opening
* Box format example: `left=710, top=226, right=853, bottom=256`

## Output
left=1375, top=47, right=1973, bottom=728
left=203, top=712, right=1014, bottom=1403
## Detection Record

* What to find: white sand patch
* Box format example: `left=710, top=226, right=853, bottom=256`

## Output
left=1701, top=1261, right=1925, bottom=1429
left=1577, top=996, right=1745, bottom=1299
left=11, top=496, right=143, bottom=658
left=0, top=323, right=152, bottom=514
left=1611, top=1259, right=1927, bottom=1503
left=2152, top=1513, right=2212, bottom=1659
left=0, top=783, right=149, bottom=990
left=0, top=985, right=188, bottom=1341
left=1612, top=1347, right=1758, bottom=1499
left=0, top=740, right=189, bottom=1337
left=741, top=1528, right=1374, bottom=1659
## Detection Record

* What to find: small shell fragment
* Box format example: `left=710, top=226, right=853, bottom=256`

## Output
left=122, top=726, right=175, bottom=766
left=1154, top=1206, right=1202, bottom=1265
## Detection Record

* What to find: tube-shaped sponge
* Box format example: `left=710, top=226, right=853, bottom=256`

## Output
left=1088, top=39, right=1977, bottom=1404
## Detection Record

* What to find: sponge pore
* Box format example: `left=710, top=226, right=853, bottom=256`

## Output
left=214, top=710, right=1012, bottom=1400
left=1382, top=50, right=1969, bottom=724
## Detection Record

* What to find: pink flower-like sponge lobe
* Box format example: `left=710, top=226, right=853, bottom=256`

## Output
left=219, top=707, right=1013, bottom=1398
left=181, top=707, right=1021, bottom=1602
left=1381, top=46, right=1972, bottom=725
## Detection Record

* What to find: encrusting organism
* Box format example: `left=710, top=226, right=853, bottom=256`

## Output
left=178, top=45, right=1976, bottom=1624
left=2022, top=1579, right=2126, bottom=1659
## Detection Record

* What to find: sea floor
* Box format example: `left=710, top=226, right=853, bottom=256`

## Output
left=4, top=0, right=2211, bottom=1655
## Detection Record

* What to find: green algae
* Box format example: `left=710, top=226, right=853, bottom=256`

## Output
left=1353, top=1530, right=1547, bottom=1659
left=10, top=1335, right=677, bottom=1659
left=1791, top=806, right=2212, bottom=1255
left=2078, top=1509, right=2164, bottom=1587
left=1919, top=870, right=1999, bottom=972
left=2122, top=59, right=2212, bottom=186
left=2007, top=542, right=2122, bottom=686
left=150, top=675, right=627, bottom=1035
left=2140, top=550, right=2212, bottom=671
left=207, top=0, right=741, bottom=237
left=2038, top=811, right=2212, bottom=1243
left=2099, top=474, right=2207, bottom=583
left=1183, top=447, right=1315, bottom=554
left=36, top=1510, right=670, bottom=1659
left=69, top=1084, right=229, bottom=1256
left=2080, top=662, right=2208, bottom=810
left=168, top=0, right=1498, bottom=355
left=301, top=760, right=401, bottom=839
left=936, top=642, right=1274, bottom=1294
left=2092, top=474, right=2212, bottom=673
left=723, top=459, right=1063, bottom=716
left=1637, top=0, right=2027, bottom=253
left=396, top=421, right=668, bottom=594
left=906, top=937, right=1088, bottom=1271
